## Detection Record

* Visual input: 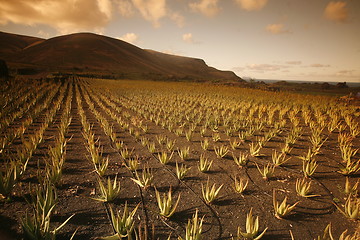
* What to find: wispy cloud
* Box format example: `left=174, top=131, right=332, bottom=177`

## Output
left=118, top=32, right=139, bottom=44
left=0, top=0, right=113, bottom=34
left=245, top=63, right=288, bottom=73
left=235, top=0, right=268, bottom=11
left=335, top=69, right=354, bottom=76
left=116, top=0, right=185, bottom=27
left=309, top=63, right=331, bottom=68
left=324, top=1, right=348, bottom=23
left=286, top=61, right=302, bottom=65
left=182, top=33, right=200, bottom=44
left=131, top=0, right=167, bottom=28
left=37, top=30, right=50, bottom=38
left=266, top=24, right=291, bottom=34
left=189, top=0, right=221, bottom=17
left=117, top=0, right=135, bottom=18
left=169, top=11, right=185, bottom=28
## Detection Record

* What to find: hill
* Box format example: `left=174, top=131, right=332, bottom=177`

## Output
left=0, top=31, right=44, bottom=59
left=0, top=31, right=241, bottom=82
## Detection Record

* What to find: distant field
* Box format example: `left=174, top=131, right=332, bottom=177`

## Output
left=260, top=79, right=360, bottom=88
left=1, top=78, right=359, bottom=239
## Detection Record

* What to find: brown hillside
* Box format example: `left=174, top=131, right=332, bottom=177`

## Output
left=0, top=31, right=44, bottom=59
left=0, top=32, right=241, bottom=81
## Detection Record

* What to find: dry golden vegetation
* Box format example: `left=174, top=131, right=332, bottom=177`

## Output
left=0, top=77, right=359, bottom=240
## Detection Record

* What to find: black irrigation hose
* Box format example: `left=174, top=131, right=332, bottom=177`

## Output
left=106, top=112, right=183, bottom=238
left=76, top=84, right=123, bottom=237
left=149, top=152, right=223, bottom=238
left=242, top=159, right=316, bottom=239
left=110, top=140, right=151, bottom=238
left=81, top=84, right=152, bottom=234
left=90, top=87, right=223, bottom=239
left=103, top=202, right=117, bottom=235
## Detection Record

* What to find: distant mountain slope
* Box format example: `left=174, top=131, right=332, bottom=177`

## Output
left=0, top=31, right=44, bottom=59
left=0, top=31, right=242, bottom=82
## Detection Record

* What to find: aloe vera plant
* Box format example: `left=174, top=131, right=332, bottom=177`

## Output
left=140, top=137, right=148, bottom=147
left=0, top=161, right=19, bottom=199
left=295, top=178, right=319, bottom=198
left=335, top=196, right=360, bottom=220
left=237, top=208, right=268, bottom=240
left=314, top=223, right=333, bottom=240
left=342, top=177, right=359, bottom=196
left=100, top=202, right=139, bottom=240
left=156, top=134, right=167, bottom=145
left=281, top=143, right=293, bottom=155
left=177, top=146, right=190, bottom=161
left=298, top=148, right=316, bottom=162
left=147, top=141, right=156, bottom=153
left=198, top=154, right=213, bottom=173
left=22, top=181, right=74, bottom=240
left=214, top=145, right=229, bottom=158
left=230, top=138, right=242, bottom=149
left=155, top=187, right=180, bottom=218
left=92, top=176, right=121, bottom=202
left=255, top=163, right=275, bottom=181
left=176, top=161, right=190, bottom=180
left=201, top=138, right=209, bottom=150
left=303, top=159, right=318, bottom=178
left=123, top=156, right=139, bottom=172
left=166, top=139, right=176, bottom=151
left=120, top=146, right=133, bottom=160
left=249, top=142, right=262, bottom=157
left=340, top=145, right=358, bottom=163
left=212, top=132, right=221, bottom=142
left=178, top=209, right=204, bottom=240
left=202, top=178, right=223, bottom=204
left=22, top=211, right=74, bottom=240
left=234, top=176, right=248, bottom=194
left=157, top=151, right=173, bottom=165
left=185, top=129, right=193, bottom=141
left=272, top=151, right=290, bottom=167
left=338, top=159, right=360, bottom=176
left=273, top=190, right=299, bottom=219
left=115, top=140, right=124, bottom=151
left=94, top=156, right=109, bottom=177
left=131, top=166, right=153, bottom=189
left=339, top=229, right=360, bottom=240
left=233, top=152, right=249, bottom=168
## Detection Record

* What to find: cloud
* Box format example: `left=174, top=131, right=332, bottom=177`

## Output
left=235, top=0, right=268, bottom=11
left=245, top=63, right=288, bottom=73
left=183, top=33, right=195, bottom=43
left=131, top=0, right=167, bottom=27
left=335, top=70, right=354, bottom=76
left=310, top=63, right=331, bottom=68
left=286, top=61, right=302, bottom=65
left=117, top=0, right=135, bottom=18
left=189, top=0, right=221, bottom=17
left=118, top=32, right=138, bottom=44
left=324, top=1, right=348, bottom=23
left=266, top=24, right=291, bottom=34
left=0, top=0, right=113, bottom=34
left=169, top=11, right=185, bottom=28
left=233, top=66, right=245, bottom=72
left=117, top=0, right=184, bottom=27
left=37, top=30, right=50, bottom=38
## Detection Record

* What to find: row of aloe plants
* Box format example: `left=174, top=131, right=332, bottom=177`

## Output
left=80, top=79, right=356, bottom=239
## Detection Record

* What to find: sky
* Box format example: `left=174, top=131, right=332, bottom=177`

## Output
left=0, top=0, right=359, bottom=82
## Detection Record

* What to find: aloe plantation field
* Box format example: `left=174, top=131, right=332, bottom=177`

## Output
left=0, top=77, right=359, bottom=240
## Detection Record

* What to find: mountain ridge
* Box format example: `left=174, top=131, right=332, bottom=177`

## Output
left=0, top=31, right=242, bottom=82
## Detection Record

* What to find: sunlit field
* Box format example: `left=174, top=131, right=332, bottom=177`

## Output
left=1, top=77, right=359, bottom=240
